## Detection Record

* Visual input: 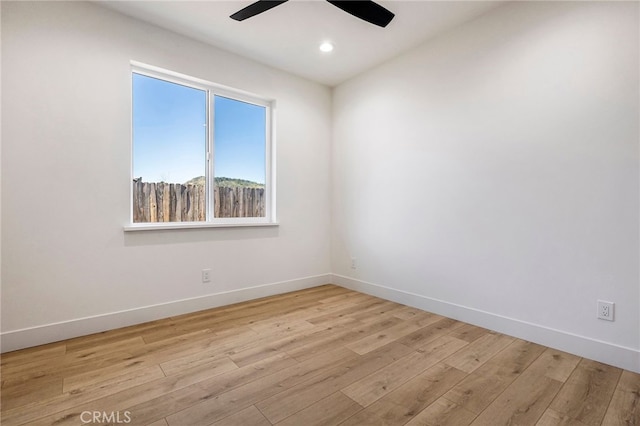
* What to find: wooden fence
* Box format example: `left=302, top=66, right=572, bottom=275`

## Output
left=132, top=181, right=265, bottom=222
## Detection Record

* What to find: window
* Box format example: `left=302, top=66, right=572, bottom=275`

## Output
left=130, top=64, right=274, bottom=228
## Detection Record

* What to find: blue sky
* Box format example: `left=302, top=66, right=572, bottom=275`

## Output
left=132, top=73, right=266, bottom=184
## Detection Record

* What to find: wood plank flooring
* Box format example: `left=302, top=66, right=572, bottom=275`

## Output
left=1, top=285, right=638, bottom=425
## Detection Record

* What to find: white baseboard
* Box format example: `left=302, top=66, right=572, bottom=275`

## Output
left=0, top=274, right=332, bottom=353
left=332, top=274, right=640, bottom=374
left=4, top=272, right=639, bottom=374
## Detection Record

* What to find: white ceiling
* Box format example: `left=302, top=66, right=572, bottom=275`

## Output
left=98, top=0, right=504, bottom=87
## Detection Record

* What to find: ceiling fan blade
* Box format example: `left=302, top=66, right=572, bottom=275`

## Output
left=326, top=1, right=394, bottom=28
left=230, top=0, right=288, bottom=21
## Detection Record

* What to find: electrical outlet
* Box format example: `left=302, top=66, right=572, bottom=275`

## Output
left=350, top=257, right=357, bottom=269
left=597, top=300, right=614, bottom=321
left=202, top=269, right=212, bottom=283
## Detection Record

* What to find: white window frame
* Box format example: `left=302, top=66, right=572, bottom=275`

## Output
left=125, top=62, right=277, bottom=231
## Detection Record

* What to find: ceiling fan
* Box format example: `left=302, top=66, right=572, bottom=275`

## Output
left=230, top=0, right=395, bottom=28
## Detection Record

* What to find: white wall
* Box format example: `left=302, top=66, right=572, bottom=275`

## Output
left=1, top=1, right=332, bottom=350
left=332, top=1, right=639, bottom=372
left=2, top=0, right=639, bottom=373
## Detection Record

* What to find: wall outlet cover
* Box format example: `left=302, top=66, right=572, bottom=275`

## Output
left=597, top=300, right=614, bottom=321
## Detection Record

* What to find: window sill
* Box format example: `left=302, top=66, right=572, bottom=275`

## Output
left=124, top=221, right=279, bottom=232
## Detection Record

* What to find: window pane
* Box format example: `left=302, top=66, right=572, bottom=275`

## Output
left=132, top=74, right=206, bottom=223
left=214, top=96, right=266, bottom=218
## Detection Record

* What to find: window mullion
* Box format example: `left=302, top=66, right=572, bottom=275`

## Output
left=207, top=91, right=215, bottom=222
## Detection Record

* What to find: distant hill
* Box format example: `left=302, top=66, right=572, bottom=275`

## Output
left=184, top=176, right=264, bottom=188
left=184, top=176, right=205, bottom=186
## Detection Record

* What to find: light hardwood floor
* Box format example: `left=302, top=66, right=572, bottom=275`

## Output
left=1, top=285, right=638, bottom=425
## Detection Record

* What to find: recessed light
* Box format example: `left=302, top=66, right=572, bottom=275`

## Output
left=319, top=42, right=334, bottom=53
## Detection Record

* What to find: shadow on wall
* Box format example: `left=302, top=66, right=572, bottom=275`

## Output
left=123, top=226, right=279, bottom=247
